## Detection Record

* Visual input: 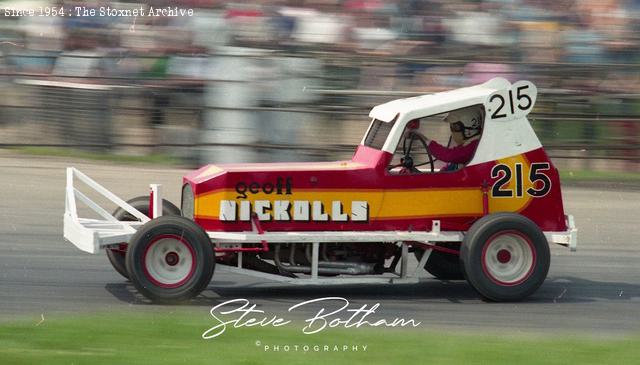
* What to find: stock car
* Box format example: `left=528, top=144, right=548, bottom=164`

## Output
left=63, top=77, right=577, bottom=303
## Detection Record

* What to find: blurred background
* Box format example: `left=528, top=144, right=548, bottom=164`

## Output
left=0, top=0, right=639, bottom=173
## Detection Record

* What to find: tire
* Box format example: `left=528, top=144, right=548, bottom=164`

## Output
left=125, top=215, right=215, bottom=303
left=460, top=213, right=550, bottom=302
left=106, top=196, right=180, bottom=280
left=106, top=244, right=130, bottom=279
left=415, top=243, right=464, bottom=280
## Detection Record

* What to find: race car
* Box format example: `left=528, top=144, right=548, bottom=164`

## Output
left=63, top=77, right=577, bottom=303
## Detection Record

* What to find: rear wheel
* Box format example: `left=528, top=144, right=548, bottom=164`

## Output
left=106, top=196, right=180, bottom=279
left=460, top=213, right=550, bottom=302
left=125, top=215, right=215, bottom=303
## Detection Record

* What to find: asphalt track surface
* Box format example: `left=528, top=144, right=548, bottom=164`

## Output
left=1, top=152, right=640, bottom=335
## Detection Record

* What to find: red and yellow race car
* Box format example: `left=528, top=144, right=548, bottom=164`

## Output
left=64, top=78, right=577, bottom=303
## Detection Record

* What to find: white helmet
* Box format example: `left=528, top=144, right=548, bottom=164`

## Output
left=445, top=106, right=483, bottom=139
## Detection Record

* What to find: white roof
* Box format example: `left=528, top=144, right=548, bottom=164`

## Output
left=369, top=78, right=511, bottom=122
left=364, top=77, right=542, bottom=166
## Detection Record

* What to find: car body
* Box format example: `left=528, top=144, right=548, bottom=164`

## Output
left=64, top=77, right=577, bottom=303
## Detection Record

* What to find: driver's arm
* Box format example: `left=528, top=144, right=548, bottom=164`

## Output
left=419, top=134, right=479, bottom=164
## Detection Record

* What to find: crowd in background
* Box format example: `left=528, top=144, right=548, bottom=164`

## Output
left=6, top=0, right=640, bottom=86
left=0, top=0, right=639, bottom=169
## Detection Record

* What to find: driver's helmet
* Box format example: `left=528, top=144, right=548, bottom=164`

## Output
left=445, top=106, right=483, bottom=139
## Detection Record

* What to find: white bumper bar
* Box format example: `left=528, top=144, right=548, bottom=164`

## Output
left=63, top=167, right=161, bottom=254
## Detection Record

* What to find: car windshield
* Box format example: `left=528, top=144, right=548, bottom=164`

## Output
left=364, top=119, right=395, bottom=149
left=388, top=114, right=451, bottom=171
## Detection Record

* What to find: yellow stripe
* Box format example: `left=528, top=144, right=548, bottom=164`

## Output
left=195, top=188, right=484, bottom=220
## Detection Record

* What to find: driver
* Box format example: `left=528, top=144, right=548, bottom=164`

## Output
left=412, top=106, right=483, bottom=170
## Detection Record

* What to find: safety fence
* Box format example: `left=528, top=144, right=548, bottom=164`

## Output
left=0, top=52, right=639, bottom=171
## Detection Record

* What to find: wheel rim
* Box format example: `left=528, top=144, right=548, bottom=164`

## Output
left=481, top=230, right=536, bottom=286
left=142, top=234, right=196, bottom=288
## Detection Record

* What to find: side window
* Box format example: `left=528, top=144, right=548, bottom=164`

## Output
left=387, top=105, right=485, bottom=174
left=388, top=114, right=450, bottom=174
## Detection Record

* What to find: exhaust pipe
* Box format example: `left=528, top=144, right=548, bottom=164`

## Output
left=274, top=244, right=378, bottom=275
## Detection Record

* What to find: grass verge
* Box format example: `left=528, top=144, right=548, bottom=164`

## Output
left=560, top=169, right=640, bottom=183
left=0, top=311, right=638, bottom=365
left=7, top=146, right=181, bottom=165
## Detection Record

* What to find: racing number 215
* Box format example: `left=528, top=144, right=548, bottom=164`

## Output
left=490, top=85, right=532, bottom=119
left=491, top=162, right=552, bottom=198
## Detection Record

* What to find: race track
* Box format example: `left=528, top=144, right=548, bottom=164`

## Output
left=1, top=152, right=640, bottom=335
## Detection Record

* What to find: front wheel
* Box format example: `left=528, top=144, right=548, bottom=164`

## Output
left=125, top=215, right=215, bottom=303
left=460, top=213, right=550, bottom=302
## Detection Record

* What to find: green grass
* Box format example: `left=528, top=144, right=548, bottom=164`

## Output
left=8, top=146, right=181, bottom=165
left=560, top=169, right=640, bottom=183
left=1, top=311, right=639, bottom=365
